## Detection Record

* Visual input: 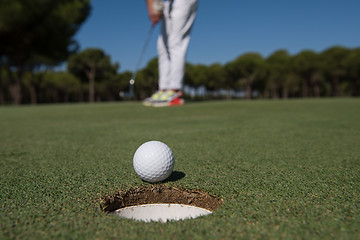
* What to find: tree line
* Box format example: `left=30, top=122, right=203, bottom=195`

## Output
left=0, top=0, right=91, bottom=105
left=1, top=46, right=360, bottom=105
left=185, top=46, right=360, bottom=99
left=1, top=1, right=359, bottom=105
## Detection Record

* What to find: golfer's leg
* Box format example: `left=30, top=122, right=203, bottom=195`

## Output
left=157, top=1, right=171, bottom=90
left=167, top=0, right=198, bottom=90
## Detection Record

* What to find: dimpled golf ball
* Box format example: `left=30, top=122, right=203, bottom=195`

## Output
left=133, top=141, right=175, bottom=183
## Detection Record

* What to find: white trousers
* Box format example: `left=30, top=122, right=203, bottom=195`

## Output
left=157, top=0, right=198, bottom=90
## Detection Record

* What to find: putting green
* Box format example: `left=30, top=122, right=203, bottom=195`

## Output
left=1, top=99, right=359, bottom=239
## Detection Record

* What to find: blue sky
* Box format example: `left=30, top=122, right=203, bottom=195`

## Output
left=73, top=0, right=360, bottom=73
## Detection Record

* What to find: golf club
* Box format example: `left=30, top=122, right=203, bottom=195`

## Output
left=121, top=25, right=155, bottom=98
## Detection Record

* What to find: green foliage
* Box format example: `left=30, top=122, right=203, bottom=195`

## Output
left=67, top=48, right=119, bottom=102
left=42, top=71, right=81, bottom=90
left=207, top=63, right=226, bottom=91
left=344, top=48, right=360, bottom=96
left=0, top=0, right=91, bottom=65
left=185, top=64, right=209, bottom=87
left=320, top=46, right=350, bottom=96
left=38, top=71, right=81, bottom=102
left=2, top=42, right=360, bottom=104
left=291, top=50, right=324, bottom=97
left=97, top=71, right=132, bottom=101
left=0, top=0, right=91, bottom=104
left=67, top=48, right=119, bottom=82
left=265, top=50, right=292, bottom=98
left=225, top=53, right=264, bottom=98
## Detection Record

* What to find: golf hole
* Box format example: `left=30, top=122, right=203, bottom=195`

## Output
left=100, top=185, right=222, bottom=223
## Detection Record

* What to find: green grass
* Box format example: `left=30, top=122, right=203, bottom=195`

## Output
left=1, top=99, right=359, bottom=239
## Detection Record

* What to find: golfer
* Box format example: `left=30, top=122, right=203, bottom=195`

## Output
left=144, top=0, right=198, bottom=107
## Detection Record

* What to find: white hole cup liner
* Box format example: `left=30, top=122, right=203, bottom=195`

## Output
left=113, top=203, right=212, bottom=223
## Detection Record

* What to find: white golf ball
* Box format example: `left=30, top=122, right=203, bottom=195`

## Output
left=133, top=141, right=175, bottom=183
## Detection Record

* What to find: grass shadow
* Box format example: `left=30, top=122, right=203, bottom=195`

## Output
left=163, top=171, right=186, bottom=183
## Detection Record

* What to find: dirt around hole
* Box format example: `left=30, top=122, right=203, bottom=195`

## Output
left=100, top=185, right=222, bottom=213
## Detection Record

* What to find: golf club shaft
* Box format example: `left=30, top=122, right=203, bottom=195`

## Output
left=131, top=25, right=155, bottom=82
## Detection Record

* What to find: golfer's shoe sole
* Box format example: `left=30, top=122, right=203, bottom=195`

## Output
left=143, top=100, right=153, bottom=106
left=152, top=97, right=184, bottom=107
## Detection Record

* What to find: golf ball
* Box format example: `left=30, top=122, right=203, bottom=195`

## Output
left=133, top=141, right=175, bottom=183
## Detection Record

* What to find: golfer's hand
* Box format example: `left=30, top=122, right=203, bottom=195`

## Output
left=149, top=12, right=162, bottom=26
left=146, top=0, right=163, bottom=26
